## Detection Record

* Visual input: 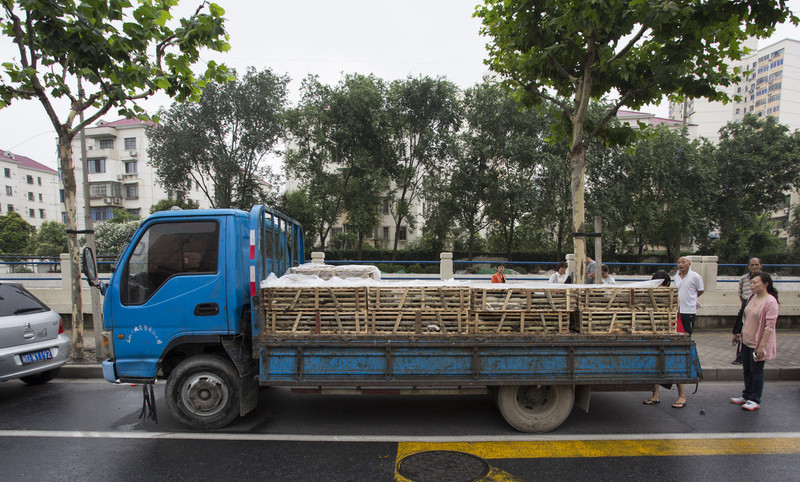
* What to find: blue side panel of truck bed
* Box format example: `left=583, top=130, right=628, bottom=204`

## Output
left=257, top=336, right=701, bottom=386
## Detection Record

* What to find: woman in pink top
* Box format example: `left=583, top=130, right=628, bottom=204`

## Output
left=730, top=272, right=779, bottom=411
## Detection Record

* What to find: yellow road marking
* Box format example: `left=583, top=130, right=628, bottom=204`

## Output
left=396, top=438, right=800, bottom=461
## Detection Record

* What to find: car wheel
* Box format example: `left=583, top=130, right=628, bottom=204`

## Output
left=19, top=367, right=61, bottom=385
left=165, top=355, right=241, bottom=430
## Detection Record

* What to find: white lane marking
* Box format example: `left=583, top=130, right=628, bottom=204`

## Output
left=1, top=430, right=800, bottom=443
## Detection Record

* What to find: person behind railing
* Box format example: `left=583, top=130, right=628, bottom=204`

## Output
left=491, top=263, right=507, bottom=283
left=601, top=264, right=615, bottom=285
left=548, top=261, right=572, bottom=284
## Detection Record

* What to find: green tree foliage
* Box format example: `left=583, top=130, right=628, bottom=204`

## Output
left=28, top=220, right=68, bottom=256
left=708, top=114, right=800, bottom=260
left=589, top=125, right=713, bottom=261
left=386, top=76, right=461, bottom=258
left=150, top=198, right=200, bottom=214
left=276, top=189, right=320, bottom=254
left=95, top=220, right=141, bottom=258
left=147, top=67, right=288, bottom=209
left=476, top=0, right=796, bottom=282
left=0, top=0, right=229, bottom=357
left=107, top=208, right=140, bottom=224
left=286, top=74, right=393, bottom=251
left=0, top=211, right=33, bottom=254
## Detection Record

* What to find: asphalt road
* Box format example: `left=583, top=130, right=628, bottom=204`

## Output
left=1, top=379, right=799, bottom=481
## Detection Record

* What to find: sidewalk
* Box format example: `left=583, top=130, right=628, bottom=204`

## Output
left=59, top=330, right=800, bottom=381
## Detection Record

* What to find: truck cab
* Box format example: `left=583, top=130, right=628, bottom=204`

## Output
left=84, top=205, right=303, bottom=428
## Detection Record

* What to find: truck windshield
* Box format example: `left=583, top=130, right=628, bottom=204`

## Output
left=121, top=221, right=220, bottom=305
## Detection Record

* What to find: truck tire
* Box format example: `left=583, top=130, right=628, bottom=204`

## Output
left=19, top=367, right=60, bottom=385
left=166, top=355, right=241, bottom=430
left=497, top=385, right=574, bottom=433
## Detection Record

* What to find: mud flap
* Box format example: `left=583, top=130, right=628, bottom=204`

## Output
left=240, top=372, right=258, bottom=416
left=575, top=385, right=591, bottom=413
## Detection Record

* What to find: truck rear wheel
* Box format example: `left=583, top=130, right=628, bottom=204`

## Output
left=166, top=355, right=241, bottom=430
left=497, top=385, right=574, bottom=433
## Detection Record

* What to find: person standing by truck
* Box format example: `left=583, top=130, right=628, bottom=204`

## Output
left=730, top=272, right=778, bottom=411
left=491, top=264, right=507, bottom=283
left=732, top=258, right=763, bottom=364
left=671, top=256, right=704, bottom=408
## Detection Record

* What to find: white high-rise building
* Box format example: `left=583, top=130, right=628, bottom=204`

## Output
left=669, top=38, right=800, bottom=240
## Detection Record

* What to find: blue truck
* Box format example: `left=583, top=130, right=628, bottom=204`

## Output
left=82, top=205, right=701, bottom=432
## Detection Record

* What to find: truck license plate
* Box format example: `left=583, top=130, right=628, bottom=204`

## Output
left=20, top=349, right=53, bottom=365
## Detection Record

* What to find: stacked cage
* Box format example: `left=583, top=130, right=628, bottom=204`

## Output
left=469, top=287, right=574, bottom=334
left=573, top=287, right=677, bottom=334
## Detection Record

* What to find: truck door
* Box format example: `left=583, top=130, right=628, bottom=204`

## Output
left=111, top=219, right=226, bottom=378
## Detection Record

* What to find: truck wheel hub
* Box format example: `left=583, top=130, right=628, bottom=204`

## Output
left=183, top=375, right=227, bottom=415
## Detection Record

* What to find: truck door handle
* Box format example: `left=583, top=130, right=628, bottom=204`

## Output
left=194, top=303, right=220, bottom=316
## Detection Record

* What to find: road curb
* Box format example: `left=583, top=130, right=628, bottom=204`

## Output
left=60, top=363, right=103, bottom=379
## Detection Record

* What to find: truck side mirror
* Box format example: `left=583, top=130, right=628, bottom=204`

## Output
left=82, top=247, right=105, bottom=294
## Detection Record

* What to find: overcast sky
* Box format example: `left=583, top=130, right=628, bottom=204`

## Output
left=1, top=0, right=799, bottom=170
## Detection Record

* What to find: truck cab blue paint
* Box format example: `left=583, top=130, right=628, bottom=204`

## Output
left=101, top=206, right=303, bottom=382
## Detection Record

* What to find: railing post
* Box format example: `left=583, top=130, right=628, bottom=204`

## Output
left=687, top=255, right=704, bottom=288
left=311, top=252, right=325, bottom=265
left=60, top=253, right=71, bottom=293
left=566, top=253, right=576, bottom=281
left=701, top=255, right=718, bottom=292
left=440, top=252, right=454, bottom=280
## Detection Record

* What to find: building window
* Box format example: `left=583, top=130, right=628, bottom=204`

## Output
left=382, top=226, right=389, bottom=241
left=39, top=209, right=46, bottom=219
left=735, top=108, right=740, bottom=114
left=398, top=226, right=407, bottom=241
left=7, top=204, right=14, bottom=212
left=91, top=207, right=113, bottom=221
left=38, top=193, right=42, bottom=202
left=88, top=158, right=106, bottom=174
left=59, top=189, right=65, bottom=203
left=61, top=212, right=66, bottom=223
left=125, top=161, right=137, bottom=174
left=3, top=168, right=9, bottom=178
left=770, top=59, right=783, bottom=69
left=768, top=94, right=781, bottom=103
left=126, top=208, right=141, bottom=217
left=5, top=186, right=11, bottom=195
left=124, top=137, right=136, bottom=150
left=26, top=175, right=33, bottom=184
left=125, top=184, right=138, bottom=199
left=382, top=198, right=389, bottom=215
left=89, top=183, right=107, bottom=198
left=99, top=138, right=114, bottom=149
left=29, top=208, right=35, bottom=218
left=37, top=177, right=41, bottom=185
left=27, top=192, right=34, bottom=201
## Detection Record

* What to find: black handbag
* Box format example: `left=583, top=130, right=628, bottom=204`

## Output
left=732, top=294, right=754, bottom=334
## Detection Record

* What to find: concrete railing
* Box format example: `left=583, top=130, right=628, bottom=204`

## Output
left=4, top=252, right=797, bottom=328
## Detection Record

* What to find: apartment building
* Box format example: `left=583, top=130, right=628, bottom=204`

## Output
left=68, top=118, right=211, bottom=229
left=669, top=38, right=800, bottom=240
left=0, top=149, right=60, bottom=229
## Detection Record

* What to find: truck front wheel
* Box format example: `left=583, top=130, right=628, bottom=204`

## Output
left=497, top=385, right=574, bottom=433
left=166, top=355, right=241, bottom=430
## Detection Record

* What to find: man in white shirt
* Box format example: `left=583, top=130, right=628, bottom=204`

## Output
left=645, top=256, right=704, bottom=408
left=672, top=257, right=703, bottom=408
left=675, top=256, right=704, bottom=335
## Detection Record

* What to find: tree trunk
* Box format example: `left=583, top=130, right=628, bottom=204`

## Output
left=59, top=135, right=85, bottom=360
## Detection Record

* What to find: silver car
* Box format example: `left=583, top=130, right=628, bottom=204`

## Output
left=0, top=283, right=71, bottom=384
